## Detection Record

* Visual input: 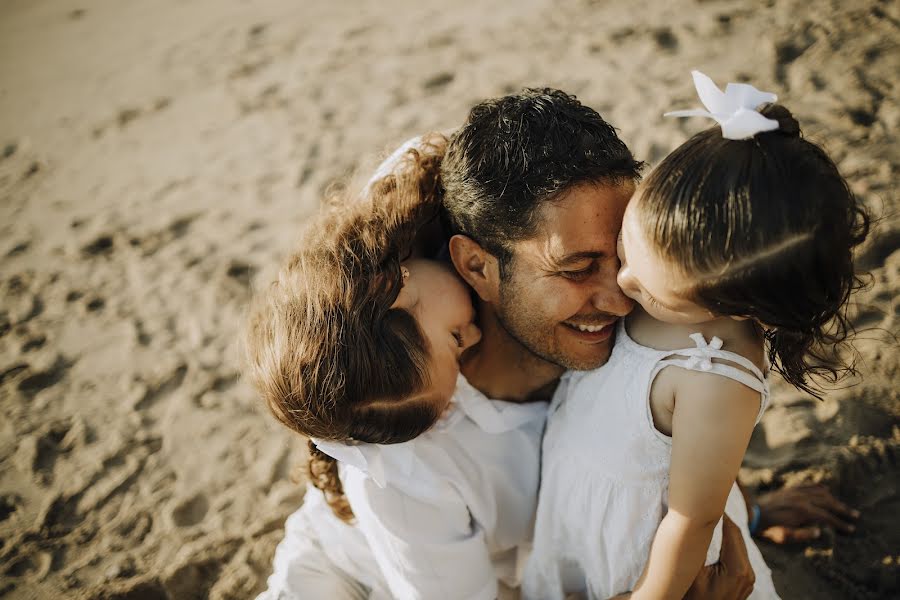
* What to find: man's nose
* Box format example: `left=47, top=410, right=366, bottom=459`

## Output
left=592, top=271, right=634, bottom=317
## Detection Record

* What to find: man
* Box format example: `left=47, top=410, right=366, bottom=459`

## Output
left=255, top=88, right=858, bottom=600
left=438, top=88, right=858, bottom=598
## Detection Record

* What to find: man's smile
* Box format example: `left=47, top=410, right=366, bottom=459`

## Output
left=561, top=320, right=616, bottom=342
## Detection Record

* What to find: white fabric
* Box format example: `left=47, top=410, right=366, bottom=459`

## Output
left=258, top=373, right=547, bottom=600
left=310, top=437, right=413, bottom=489
left=256, top=487, right=383, bottom=600
left=665, top=70, right=779, bottom=140
left=524, top=321, right=780, bottom=600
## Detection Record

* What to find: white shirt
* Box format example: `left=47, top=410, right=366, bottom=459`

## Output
left=311, top=374, right=546, bottom=599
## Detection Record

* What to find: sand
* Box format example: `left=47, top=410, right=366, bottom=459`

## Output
left=0, top=0, right=897, bottom=598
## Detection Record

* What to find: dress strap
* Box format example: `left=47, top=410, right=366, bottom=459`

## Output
left=659, top=333, right=769, bottom=420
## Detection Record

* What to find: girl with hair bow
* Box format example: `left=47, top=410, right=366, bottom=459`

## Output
left=524, top=72, right=869, bottom=600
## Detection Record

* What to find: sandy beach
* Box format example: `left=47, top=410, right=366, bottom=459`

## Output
left=1, top=0, right=897, bottom=598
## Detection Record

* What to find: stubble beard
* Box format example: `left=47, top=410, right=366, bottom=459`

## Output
left=496, top=280, right=614, bottom=372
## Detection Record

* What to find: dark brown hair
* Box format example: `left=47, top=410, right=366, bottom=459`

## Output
left=637, top=105, right=870, bottom=397
left=244, top=134, right=448, bottom=520
left=442, top=88, right=644, bottom=275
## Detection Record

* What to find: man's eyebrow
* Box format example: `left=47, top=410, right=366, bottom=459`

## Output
left=551, top=251, right=606, bottom=267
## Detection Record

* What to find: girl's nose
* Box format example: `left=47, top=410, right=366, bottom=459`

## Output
left=616, top=264, right=633, bottom=294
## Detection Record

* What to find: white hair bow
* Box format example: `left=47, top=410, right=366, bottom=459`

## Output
left=665, top=71, right=779, bottom=140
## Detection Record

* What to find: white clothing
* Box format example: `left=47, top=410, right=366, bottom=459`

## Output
left=523, top=321, right=780, bottom=599
left=256, top=487, right=377, bottom=600
left=258, top=373, right=547, bottom=600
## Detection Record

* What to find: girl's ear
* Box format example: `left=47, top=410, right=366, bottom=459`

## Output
left=448, top=234, right=501, bottom=303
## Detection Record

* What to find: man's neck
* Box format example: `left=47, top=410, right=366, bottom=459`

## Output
left=460, top=303, right=564, bottom=404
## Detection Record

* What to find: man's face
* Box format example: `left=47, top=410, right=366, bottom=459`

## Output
left=494, top=181, right=636, bottom=371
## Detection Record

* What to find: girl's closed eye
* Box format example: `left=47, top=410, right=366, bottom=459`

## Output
left=452, top=330, right=464, bottom=348
left=645, top=292, right=665, bottom=310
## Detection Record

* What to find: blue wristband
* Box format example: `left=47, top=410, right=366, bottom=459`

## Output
left=749, top=504, right=762, bottom=535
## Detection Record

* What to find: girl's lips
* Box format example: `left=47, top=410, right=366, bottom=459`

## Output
left=562, top=321, right=616, bottom=343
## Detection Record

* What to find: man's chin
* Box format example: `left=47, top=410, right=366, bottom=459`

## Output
left=561, top=349, right=612, bottom=371
left=551, top=324, right=617, bottom=370
left=553, top=339, right=614, bottom=371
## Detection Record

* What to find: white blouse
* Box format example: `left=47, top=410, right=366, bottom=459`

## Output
left=310, top=373, right=546, bottom=599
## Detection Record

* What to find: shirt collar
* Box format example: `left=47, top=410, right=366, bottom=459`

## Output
left=450, top=373, right=547, bottom=434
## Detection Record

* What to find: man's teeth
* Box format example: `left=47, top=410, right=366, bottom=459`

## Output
left=572, top=323, right=607, bottom=333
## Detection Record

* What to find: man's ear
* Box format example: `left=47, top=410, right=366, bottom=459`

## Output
left=448, top=234, right=501, bottom=303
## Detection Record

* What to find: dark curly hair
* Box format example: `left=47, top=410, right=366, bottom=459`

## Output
left=441, top=88, right=645, bottom=275
left=636, top=104, right=870, bottom=397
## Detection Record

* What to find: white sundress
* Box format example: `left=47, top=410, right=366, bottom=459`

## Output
left=523, top=320, right=780, bottom=599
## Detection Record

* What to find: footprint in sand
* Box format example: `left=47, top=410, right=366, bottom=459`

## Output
left=20, top=334, right=47, bottom=353
left=85, top=297, right=105, bottom=313
left=16, top=356, right=72, bottom=399
left=0, top=493, right=22, bottom=523
left=3, top=272, right=43, bottom=326
left=133, top=364, right=188, bottom=412
left=857, top=223, right=900, bottom=271
left=4, top=550, right=53, bottom=581
left=422, top=72, right=454, bottom=93
left=161, top=537, right=242, bottom=599
left=772, top=25, right=817, bottom=86
left=86, top=578, right=169, bottom=600
left=80, top=234, right=115, bottom=257
left=14, top=420, right=73, bottom=485
left=128, top=211, right=201, bottom=258
left=5, top=240, right=29, bottom=258
left=115, top=511, right=154, bottom=544
left=224, top=259, right=256, bottom=289
left=170, top=493, right=209, bottom=528
left=652, top=27, right=678, bottom=52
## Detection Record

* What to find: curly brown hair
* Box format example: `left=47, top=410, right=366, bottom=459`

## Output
left=244, top=134, right=449, bottom=521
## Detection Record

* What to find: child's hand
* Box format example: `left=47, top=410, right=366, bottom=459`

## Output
left=755, top=484, right=859, bottom=544
left=683, top=515, right=755, bottom=600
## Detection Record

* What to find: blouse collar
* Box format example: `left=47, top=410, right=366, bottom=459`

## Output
left=312, top=374, right=546, bottom=487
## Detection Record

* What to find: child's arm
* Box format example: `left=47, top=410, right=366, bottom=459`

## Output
left=342, top=471, right=497, bottom=600
left=631, top=370, right=761, bottom=600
